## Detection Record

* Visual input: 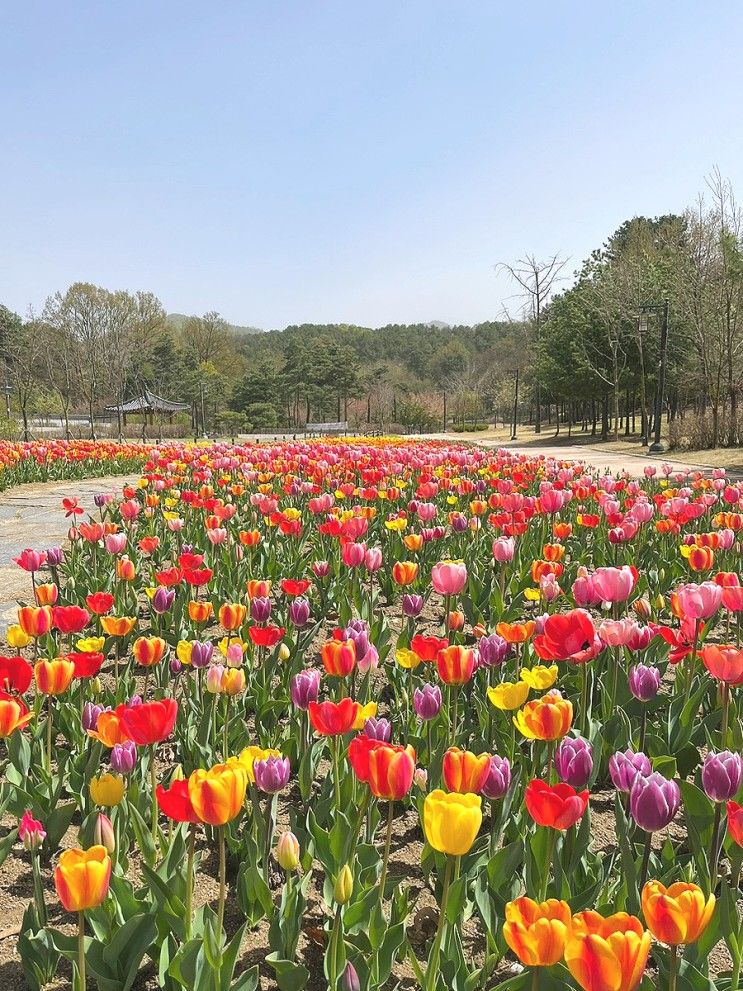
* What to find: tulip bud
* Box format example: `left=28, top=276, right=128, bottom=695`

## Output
left=402, top=594, right=424, bottom=618
left=171, top=764, right=185, bottom=783
left=170, top=658, right=183, bottom=676
left=90, top=676, right=103, bottom=696
left=18, top=810, right=46, bottom=852
left=342, top=962, right=360, bottom=991
left=414, top=767, right=428, bottom=791
left=278, top=644, right=290, bottom=663
left=481, top=754, right=511, bottom=799
left=334, top=864, right=353, bottom=904
left=276, top=831, right=300, bottom=872
left=702, top=751, right=743, bottom=803
left=94, top=813, right=116, bottom=854
left=555, top=737, right=593, bottom=789
left=628, top=664, right=661, bottom=702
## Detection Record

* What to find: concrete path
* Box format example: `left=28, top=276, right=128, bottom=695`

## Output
left=0, top=475, right=136, bottom=631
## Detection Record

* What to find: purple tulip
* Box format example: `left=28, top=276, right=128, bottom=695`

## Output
left=251, top=596, right=273, bottom=623
left=477, top=633, right=509, bottom=668
left=630, top=772, right=681, bottom=832
left=254, top=755, right=291, bottom=793
left=82, top=702, right=105, bottom=733
left=451, top=514, right=468, bottom=533
left=291, top=669, right=321, bottom=710
left=125, top=695, right=142, bottom=708
left=363, top=717, right=391, bottom=742
left=402, top=594, right=424, bottom=618
left=152, top=586, right=175, bottom=615
left=609, top=749, right=652, bottom=793
left=342, top=622, right=370, bottom=659
left=702, top=751, right=743, bottom=803
left=170, top=658, right=183, bottom=675
left=413, top=684, right=442, bottom=721
left=111, top=740, right=137, bottom=775
left=481, top=754, right=511, bottom=799
left=555, top=737, right=593, bottom=788
left=94, top=494, right=113, bottom=508
left=45, top=546, right=64, bottom=566
left=190, top=641, right=214, bottom=669
left=288, top=597, right=311, bottom=627
left=628, top=664, right=661, bottom=702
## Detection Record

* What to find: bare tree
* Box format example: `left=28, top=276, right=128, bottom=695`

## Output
left=495, top=254, right=568, bottom=433
left=2, top=313, right=47, bottom=441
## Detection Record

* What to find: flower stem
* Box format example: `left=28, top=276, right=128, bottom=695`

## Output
left=709, top=802, right=722, bottom=894
left=539, top=827, right=556, bottom=901
left=332, top=736, right=341, bottom=812
left=378, top=801, right=395, bottom=909
left=46, top=697, right=53, bottom=775
left=77, top=912, right=86, bottom=991
left=639, top=831, right=652, bottom=894
left=185, top=824, right=196, bottom=942
left=32, top=853, right=46, bottom=926
left=217, top=825, right=226, bottom=945
left=425, top=855, right=454, bottom=991
left=150, top=746, right=158, bottom=857
left=669, top=943, right=678, bottom=991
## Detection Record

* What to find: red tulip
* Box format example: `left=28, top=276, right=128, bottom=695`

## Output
left=52, top=605, right=90, bottom=635
left=68, top=652, right=104, bottom=678
left=248, top=625, right=285, bottom=648
left=86, top=592, right=115, bottom=615
left=533, top=609, right=601, bottom=664
left=119, top=699, right=178, bottom=745
left=0, top=656, right=33, bottom=694
left=156, top=780, right=201, bottom=823
left=308, top=698, right=359, bottom=736
left=525, top=779, right=589, bottom=830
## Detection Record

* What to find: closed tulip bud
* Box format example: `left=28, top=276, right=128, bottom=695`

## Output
left=206, top=664, right=226, bottom=693
left=152, top=587, right=175, bottom=615
left=90, top=676, right=103, bottom=696
left=477, top=633, right=509, bottom=667
left=402, top=593, right=424, bottom=617
left=276, top=831, right=300, bottom=872
left=46, top=546, right=64, bottom=567
left=609, top=749, right=651, bottom=793
left=481, top=754, right=511, bottom=799
left=342, top=962, right=360, bottom=991
left=18, top=810, right=46, bottom=852
left=82, top=702, right=105, bottom=733
left=702, top=751, right=743, bottom=802
left=334, top=864, right=354, bottom=904
left=555, top=737, right=593, bottom=788
left=278, top=644, right=291, bottom=662
left=288, top=597, right=311, bottom=627
left=630, top=772, right=681, bottom=832
left=254, top=755, right=291, bottom=793
left=190, top=641, right=214, bottom=669
left=93, top=813, right=116, bottom=854
left=413, top=683, right=442, bottom=720
left=414, top=767, right=428, bottom=790
left=628, top=664, right=661, bottom=701
left=363, top=717, right=391, bottom=741
left=111, top=740, right=137, bottom=775
left=170, top=658, right=182, bottom=675
left=250, top=596, right=273, bottom=623
left=290, top=669, right=321, bottom=710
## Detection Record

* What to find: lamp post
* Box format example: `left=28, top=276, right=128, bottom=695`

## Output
left=1, top=384, right=12, bottom=420
left=639, top=301, right=669, bottom=454
left=510, top=368, right=519, bottom=441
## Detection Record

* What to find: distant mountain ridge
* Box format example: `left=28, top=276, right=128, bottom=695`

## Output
left=167, top=313, right=264, bottom=335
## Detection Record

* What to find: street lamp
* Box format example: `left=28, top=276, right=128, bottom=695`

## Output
left=1, top=383, right=12, bottom=420
left=639, top=301, right=669, bottom=454
left=510, top=368, right=520, bottom=441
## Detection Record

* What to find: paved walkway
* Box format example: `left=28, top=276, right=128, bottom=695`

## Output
left=0, top=475, right=136, bottom=631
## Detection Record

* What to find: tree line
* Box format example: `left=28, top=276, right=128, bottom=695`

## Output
left=2, top=170, right=742, bottom=447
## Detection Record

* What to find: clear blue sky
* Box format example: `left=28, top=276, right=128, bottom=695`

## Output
left=2, top=1, right=742, bottom=329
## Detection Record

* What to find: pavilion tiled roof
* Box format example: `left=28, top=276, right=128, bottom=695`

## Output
left=104, top=388, right=190, bottom=414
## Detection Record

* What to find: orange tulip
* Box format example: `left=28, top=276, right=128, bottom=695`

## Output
left=403, top=534, right=423, bottom=552
left=87, top=710, right=131, bottom=747
left=54, top=846, right=111, bottom=912
left=514, top=691, right=573, bottom=741
left=392, top=561, right=419, bottom=585
left=436, top=645, right=476, bottom=685
left=34, top=658, right=75, bottom=695
left=321, top=639, right=356, bottom=677
left=0, top=696, right=34, bottom=737
left=100, top=615, right=136, bottom=637
left=132, top=636, right=167, bottom=667
left=503, top=897, right=571, bottom=966
left=641, top=881, right=715, bottom=946
left=246, top=580, right=272, bottom=599
left=116, top=558, right=136, bottom=581
left=446, top=610, right=465, bottom=631
left=18, top=605, right=53, bottom=638
left=219, top=603, right=247, bottom=631
left=442, top=747, right=491, bottom=793
left=188, top=600, right=214, bottom=623
left=34, top=583, right=59, bottom=606
left=565, top=911, right=651, bottom=991
left=496, top=621, right=536, bottom=644
left=239, top=529, right=261, bottom=547
left=688, top=546, right=714, bottom=572
left=188, top=761, right=248, bottom=825
left=701, top=644, right=743, bottom=685
left=542, top=543, right=565, bottom=562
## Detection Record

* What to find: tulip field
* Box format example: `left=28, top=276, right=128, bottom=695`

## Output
left=3, top=437, right=743, bottom=991
left=0, top=440, right=154, bottom=491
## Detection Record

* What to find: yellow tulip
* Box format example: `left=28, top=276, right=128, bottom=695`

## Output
left=239, top=746, right=282, bottom=783
left=353, top=701, right=377, bottom=730
left=396, top=648, right=422, bottom=670
left=487, top=680, right=530, bottom=711
left=520, top=665, right=559, bottom=690
left=90, top=772, right=125, bottom=807
left=7, top=624, right=32, bottom=649
left=188, top=762, right=248, bottom=825
left=423, top=789, right=482, bottom=856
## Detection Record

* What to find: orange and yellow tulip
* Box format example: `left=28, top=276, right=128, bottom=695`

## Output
left=496, top=621, right=536, bottom=644
left=565, top=911, right=651, bottom=991
left=392, top=561, right=419, bottom=585
left=18, top=605, right=53, bottom=638
left=54, top=846, right=111, bottom=912
left=100, top=615, right=136, bottom=637
left=132, top=636, right=167, bottom=667
left=435, top=645, right=475, bottom=685
left=188, top=600, right=213, bottom=623
left=442, top=747, right=491, bottom=794
left=514, top=690, right=572, bottom=741
left=423, top=789, right=482, bottom=856
left=321, top=639, right=356, bottom=677
left=0, top=696, right=34, bottom=737
left=641, top=881, right=715, bottom=946
left=188, top=762, right=248, bottom=825
left=218, top=603, right=247, bottom=631
left=34, top=658, right=75, bottom=695
left=503, top=897, right=571, bottom=966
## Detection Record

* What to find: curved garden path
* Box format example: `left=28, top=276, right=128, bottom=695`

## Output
left=0, top=475, right=137, bottom=631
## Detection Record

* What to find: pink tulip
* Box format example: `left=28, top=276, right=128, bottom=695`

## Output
left=592, top=566, right=636, bottom=603
left=341, top=542, right=366, bottom=568
left=364, top=548, right=383, bottom=572
left=492, top=536, right=516, bottom=563
left=431, top=561, right=467, bottom=596
left=676, top=581, right=723, bottom=620
left=104, top=533, right=127, bottom=555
